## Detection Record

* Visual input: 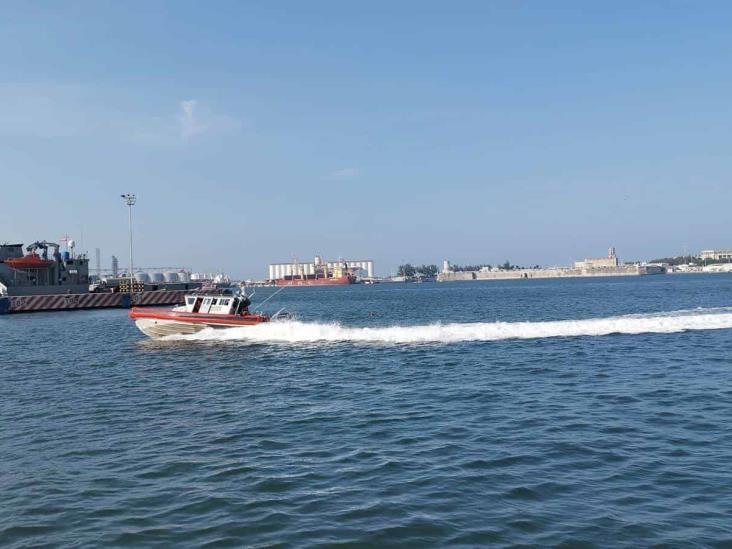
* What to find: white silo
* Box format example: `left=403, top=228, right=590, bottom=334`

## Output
left=164, top=271, right=180, bottom=283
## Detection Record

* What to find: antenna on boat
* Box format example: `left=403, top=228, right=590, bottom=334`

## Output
left=252, top=284, right=287, bottom=314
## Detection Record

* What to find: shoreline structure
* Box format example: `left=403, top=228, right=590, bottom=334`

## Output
left=438, top=247, right=665, bottom=282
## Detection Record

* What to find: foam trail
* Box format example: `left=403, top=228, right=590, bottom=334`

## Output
left=164, top=307, right=732, bottom=345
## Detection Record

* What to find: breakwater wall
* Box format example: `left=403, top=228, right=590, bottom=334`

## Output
left=0, top=290, right=187, bottom=314
left=438, top=265, right=664, bottom=282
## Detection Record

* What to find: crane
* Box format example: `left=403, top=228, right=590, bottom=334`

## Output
left=25, top=241, right=60, bottom=261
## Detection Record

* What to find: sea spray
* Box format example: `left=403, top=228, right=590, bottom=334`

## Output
left=164, top=307, right=732, bottom=344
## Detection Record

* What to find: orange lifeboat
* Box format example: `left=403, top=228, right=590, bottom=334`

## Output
left=4, top=253, right=53, bottom=269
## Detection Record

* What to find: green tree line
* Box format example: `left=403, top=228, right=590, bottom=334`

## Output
left=449, top=261, right=541, bottom=272
left=397, top=264, right=439, bottom=278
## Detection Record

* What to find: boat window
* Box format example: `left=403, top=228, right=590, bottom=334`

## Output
left=221, top=299, right=229, bottom=306
left=212, top=298, right=218, bottom=305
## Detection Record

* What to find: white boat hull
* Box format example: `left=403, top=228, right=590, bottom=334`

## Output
left=134, top=318, right=208, bottom=338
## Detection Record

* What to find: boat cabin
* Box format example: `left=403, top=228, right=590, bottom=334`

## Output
left=183, top=292, right=250, bottom=316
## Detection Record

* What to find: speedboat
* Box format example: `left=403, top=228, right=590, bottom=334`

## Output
left=129, top=289, right=271, bottom=338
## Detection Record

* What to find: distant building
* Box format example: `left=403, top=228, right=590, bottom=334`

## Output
left=574, top=247, right=620, bottom=270
left=442, top=260, right=450, bottom=273
left=702, top=263, right=732, bottom=272
left=268, top=256, right=374, bottom=280
left=700, top=249, right=732, bottom=261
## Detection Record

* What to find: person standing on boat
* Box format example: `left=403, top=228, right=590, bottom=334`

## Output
left=236, top=294, right=251, bottom=315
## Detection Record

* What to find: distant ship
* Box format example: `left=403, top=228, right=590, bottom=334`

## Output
left=272, top=256, right=358, bottom=287
left=276, top=273, right=355, bottom=287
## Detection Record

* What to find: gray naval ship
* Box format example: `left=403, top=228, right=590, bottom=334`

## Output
left=0, top=241, right=90, bottom=295
left=0, top=240, right=202, bottom=314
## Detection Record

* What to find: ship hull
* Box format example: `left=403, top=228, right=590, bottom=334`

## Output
left=275, top=275, right=354, bottom=287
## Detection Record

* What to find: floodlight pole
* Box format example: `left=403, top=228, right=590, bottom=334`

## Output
left=121, top=193, right=137, bottom=294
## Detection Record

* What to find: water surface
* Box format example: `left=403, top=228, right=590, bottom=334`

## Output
left=2, top=275, right=732, bottom=546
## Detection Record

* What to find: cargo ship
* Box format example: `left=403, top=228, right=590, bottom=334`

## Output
left=0, top=239, right=205, bottom=314
left=271, top=256, right=358, bottom=287
left=276, top=273, right=355, bottom=287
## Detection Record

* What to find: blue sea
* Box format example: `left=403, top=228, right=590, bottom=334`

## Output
left=2, top=275, right=732, bottom=546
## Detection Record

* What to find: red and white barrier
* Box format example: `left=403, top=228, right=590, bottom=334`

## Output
left=5, top=290, right=186, bottom=314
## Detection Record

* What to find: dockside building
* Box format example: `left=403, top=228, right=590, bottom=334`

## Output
left=700, top=249, right=732, bottom=262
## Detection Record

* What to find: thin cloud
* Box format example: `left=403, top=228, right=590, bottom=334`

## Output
left=177, top=99, right=209, bottom=139
left=126, top=99, right=241, bottom=147
left=330, top=168, right=359, bottom=179
left=0, top=84, right=241, bottom=147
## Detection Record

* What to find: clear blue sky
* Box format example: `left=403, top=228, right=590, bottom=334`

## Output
left=2, top=1, right=731, bottom=277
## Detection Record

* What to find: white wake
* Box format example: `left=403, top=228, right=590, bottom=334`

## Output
left=164, top=307, right=732, bottom=345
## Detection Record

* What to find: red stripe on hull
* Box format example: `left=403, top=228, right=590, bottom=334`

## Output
left=275, top=275, right=354, bottom=287
left=129, top=308, right=270, bottom=326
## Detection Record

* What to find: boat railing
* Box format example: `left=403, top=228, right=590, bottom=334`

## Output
left=185, top=288, right=233, bottom=296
